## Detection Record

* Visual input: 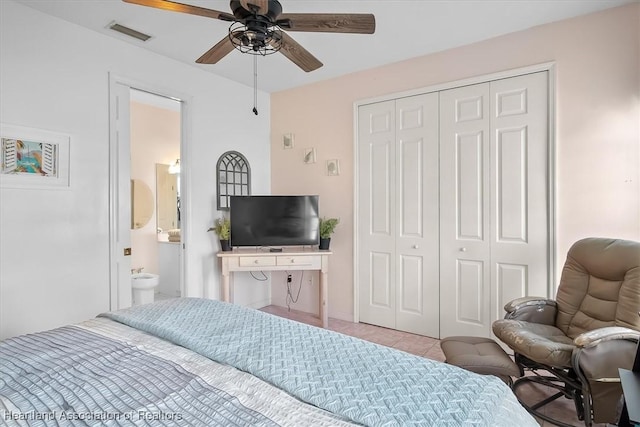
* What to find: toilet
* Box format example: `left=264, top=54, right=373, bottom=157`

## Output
left=131, top=273, right=160, bottom=305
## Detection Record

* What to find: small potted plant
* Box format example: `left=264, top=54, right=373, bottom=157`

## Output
left=319, top=217, right=339, bottom=250
left=208, top=217, right=231, bottom=251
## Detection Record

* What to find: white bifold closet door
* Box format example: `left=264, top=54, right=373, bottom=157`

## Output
left=357, top=71, right=549, bottom=338
left=357, top=93, right=440, bottom=337
left=439, top=72, right=549, bottom=338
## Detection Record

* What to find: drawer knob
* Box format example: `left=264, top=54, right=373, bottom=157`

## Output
left=291, top=259, right=295, bottom=263
left=254, top=259, right=259, bottom=264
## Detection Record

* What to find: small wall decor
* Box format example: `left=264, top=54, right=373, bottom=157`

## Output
left=282, top=133, right=294, bottom=149
left=0, top=123, right=70, bottom=189
left=303, top=147, right=316, bottom=164
left=327, top=159, right=340, bottom=176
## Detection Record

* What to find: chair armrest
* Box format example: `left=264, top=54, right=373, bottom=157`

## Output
left=573, top=327, right=639, bottom=385
left=503, top=297, right=557, bottom=325
left=574, top=327, right=640, bottom=349
left=572, top=327, right=640, bottom=423
left=504, top=296, right=556, bottom=312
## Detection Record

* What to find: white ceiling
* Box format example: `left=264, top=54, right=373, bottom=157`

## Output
left=16, top=0, right=637, bottom=93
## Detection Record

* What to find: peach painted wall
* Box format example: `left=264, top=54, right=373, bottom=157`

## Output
left=270, top=4, right=640, bottom=321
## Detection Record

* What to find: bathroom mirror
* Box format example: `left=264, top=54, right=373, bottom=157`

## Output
left=131, top=179, right=154, bottom=229
left=156, top=163, right=179, bottom=233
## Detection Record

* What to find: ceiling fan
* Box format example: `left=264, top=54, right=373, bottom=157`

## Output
left=122, top=0, right=376, bottom=72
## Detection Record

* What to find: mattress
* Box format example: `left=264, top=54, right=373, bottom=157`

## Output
left=0, top=298, right=538, bottom=426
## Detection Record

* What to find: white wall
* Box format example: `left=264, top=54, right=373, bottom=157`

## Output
left=0, top=1, right=272, bottom=339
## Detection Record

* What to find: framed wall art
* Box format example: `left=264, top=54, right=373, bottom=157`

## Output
left=0, top=123, right=71, bottom=189
left=327, top=159, right=340, bottom=176
left=303, top=147, right=316, bottom=164
left=282, top=133, right=294, bottom=149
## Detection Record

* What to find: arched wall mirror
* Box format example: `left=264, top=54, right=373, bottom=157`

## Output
left=156, top=163, right=180, bottom=232
left=217, top=151, right=250, bottom=210
left=131, top=179, right=154, bottom=229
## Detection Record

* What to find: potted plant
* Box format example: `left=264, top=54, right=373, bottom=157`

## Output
left=208, top=217, right=231, bottom=251
left=319, top=217, right=339, bottom=250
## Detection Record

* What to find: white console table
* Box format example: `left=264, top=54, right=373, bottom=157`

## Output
left=217, top=248, right=332, bottom=328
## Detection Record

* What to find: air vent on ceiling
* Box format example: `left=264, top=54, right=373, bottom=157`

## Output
left=108, top=21, right=151, bottom=42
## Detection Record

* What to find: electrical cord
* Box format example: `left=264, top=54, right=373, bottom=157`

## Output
left=286, top=271, right=304, bottom=311
left=250, top=271, right=268, bottom=281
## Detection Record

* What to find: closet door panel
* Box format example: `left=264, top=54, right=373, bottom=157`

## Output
left=371, top=141, right=392, bottom=235
left=399, top=254, right=423, bottom=313
left=490, top=72, right=549, bottom=322
left=495, top=127, right=528, bottom=242
left=370, top=251, right=392, bottom=307
left=457, top=259, right=485, bottom=325
left=399, top=138, right=422, bottom=236
left=496, top=262, right=528, bottom=313
left=358, top=101, right=397, bottom=329
left=440, top=83, right=492, bottom=338
left=456, top=131, right=485, bottom=240
left=395, top=94, right=439, bottom=337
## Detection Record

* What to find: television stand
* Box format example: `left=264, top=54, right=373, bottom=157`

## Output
left=217, top=248, right=332, bottom=328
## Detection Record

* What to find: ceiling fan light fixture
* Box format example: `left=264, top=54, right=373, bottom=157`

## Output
left=229, top=22, right=282, bottom=56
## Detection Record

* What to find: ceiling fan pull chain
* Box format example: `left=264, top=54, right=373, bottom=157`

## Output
left=253, top=55, right=258, bottom=115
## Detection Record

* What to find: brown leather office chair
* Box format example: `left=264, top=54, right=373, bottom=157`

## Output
left=493, top=237, right=640, bottom=426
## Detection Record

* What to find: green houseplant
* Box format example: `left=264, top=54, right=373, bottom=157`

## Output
left=208, top=217, right=231, bottom=251
left=319, top=217, right=339, bottom=250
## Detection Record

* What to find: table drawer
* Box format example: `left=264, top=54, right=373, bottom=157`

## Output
left=239, top=256, right=277, bottom=267
left=277, top=255, right=321, bottom=268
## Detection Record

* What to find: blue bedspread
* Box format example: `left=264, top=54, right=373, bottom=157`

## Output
left=0, top=325, right=280, bottom=426
left=101, top=298, right=537, bottom=426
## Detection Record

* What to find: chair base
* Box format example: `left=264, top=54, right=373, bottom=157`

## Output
left=512, top=354, right=591, bottom=427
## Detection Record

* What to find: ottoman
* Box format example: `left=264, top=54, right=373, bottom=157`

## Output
left=440, top=336, right=521, bottom=385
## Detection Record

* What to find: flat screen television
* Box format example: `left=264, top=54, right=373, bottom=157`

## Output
left=230, top=195, right=320, bottom=247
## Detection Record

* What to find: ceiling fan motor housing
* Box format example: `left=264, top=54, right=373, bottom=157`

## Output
left=229, top=0, right=283, bottom=50
left=230, top=0, right=282, bottom=21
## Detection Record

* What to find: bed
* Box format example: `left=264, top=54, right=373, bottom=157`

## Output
left=1, top=298, right=537, bottom=426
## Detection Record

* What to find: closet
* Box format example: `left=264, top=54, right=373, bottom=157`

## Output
left=357, top=71, right=549, bottom=339
left=357, top=93, right=440, bottom=337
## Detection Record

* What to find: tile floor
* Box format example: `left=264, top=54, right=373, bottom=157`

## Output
left=260, top=305, right=605, bottom=427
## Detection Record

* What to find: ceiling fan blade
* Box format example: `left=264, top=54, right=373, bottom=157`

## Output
left=272, top=32, right=323, bottom=73
left=278, top=13, right=375, bottom=34
left=123, top=0, right=235, bottom=22
left=239, top=0, right=269, bottom=15
left=196, top=33, right=242, bottom=64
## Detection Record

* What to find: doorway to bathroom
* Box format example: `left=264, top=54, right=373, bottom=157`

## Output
left=130, top=89, right=182, bottom=302
left=108, top=74, right=187, bottom=310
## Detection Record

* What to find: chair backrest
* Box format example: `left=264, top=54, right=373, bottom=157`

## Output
left=554, top=237, right=640, bottom=339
